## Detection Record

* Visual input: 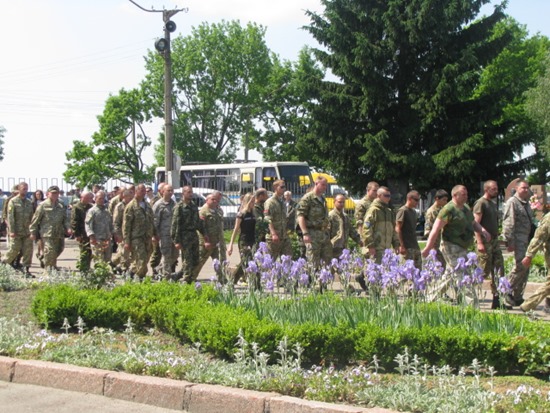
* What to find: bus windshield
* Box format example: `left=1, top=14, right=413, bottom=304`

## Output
left=278, top=165, right=312, bottom=196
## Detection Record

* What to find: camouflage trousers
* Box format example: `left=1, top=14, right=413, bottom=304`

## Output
left=192, top=242, right=227, bottom=283
left=266, top=236, right=292, bottom=260
left=232, top=241, right=255, bottom=284
left=521, top=272, right=550, bottom=312
left=157, top=236, right=178, bottom=278
left=91, top=239, right=113, bottom=265
left=507, top=240, right=530, bottom=302
left=476, top=237, right=504, bottom=296
left=306, top=229, right=332, bottom=270
left=402, top=248, right=422, bottom=270
left=149, top=242, right=162, bottom=271
left=43, top=236, right=65, bottom=269
left=180, top=235, right=200, bottom=283
left=427, top=241, right=476, bottom=304
left=2, top=235, right=33, bottom=267
left=77, top=238, right=92, bottom=272
left=112, top=242, right=131, bottom=271
left=129, top=237, right=153, bottom=278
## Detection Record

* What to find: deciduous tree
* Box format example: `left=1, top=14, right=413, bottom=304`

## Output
left=143, top=21, right=272, bottom=164
left=64, top=89, right=153, bottom=187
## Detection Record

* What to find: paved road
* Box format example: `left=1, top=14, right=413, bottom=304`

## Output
left=0, top=381, right=182, bottom=413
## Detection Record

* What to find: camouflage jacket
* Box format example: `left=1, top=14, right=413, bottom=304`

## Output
left=30, top=198, right=69, bottom=239
left=198, top=204, right=224, bottom=246
left=153, top=198, right=176, bottom=239
left=329, top=208, right=361, bottom=249
left=7, top=196, right=33, bottom=237
left=71, top=201, right=92, bottom=239
left=113, top=201, right=128, bottom=238
left=363, top=199, right=399, bottom=250
left=123, top=198, right=156, bottom=243
left=297, top=191, right=329, bottom=232
left=525, top=212, right=550, bottom=267
left=354, top=195, right=373, bottom=228
left=503, top=195, right=533, bottom=248
left=85, top=204, right=113, bottom=241
left=264, top=195, right=288, bottom=239
left=171, top=200, right=203, bottom=245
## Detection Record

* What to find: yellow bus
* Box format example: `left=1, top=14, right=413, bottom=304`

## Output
left=311, top=172, right=356, bottom=212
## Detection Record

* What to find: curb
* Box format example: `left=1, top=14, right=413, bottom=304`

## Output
left=0, top=356, right=396, bottom=413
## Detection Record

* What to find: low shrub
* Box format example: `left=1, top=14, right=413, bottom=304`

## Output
left=31, top=282, right=550, bottom=375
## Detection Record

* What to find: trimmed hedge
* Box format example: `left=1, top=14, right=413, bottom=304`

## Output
left=31, top=282, right=550, bottom=375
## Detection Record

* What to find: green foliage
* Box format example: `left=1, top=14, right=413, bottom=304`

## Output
left=303, top=1, right=550, bottom=193
left=526, top=54, right=550, bottom=162
left=64, top=88, right=153, bottom=187
left=0, top=264, right=28, bottom=291
left=31, top=282, right=550, bottom=376
left=143, top=20, right=272, bottom=164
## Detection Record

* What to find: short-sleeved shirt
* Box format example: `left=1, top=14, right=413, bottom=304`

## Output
left=472, top=196, right=499, bottom=238
left=438, top=201, right=474, bottom=249
left=395, top=205, right=419, bottom=249
left=238, top=211, right=256, bottom=247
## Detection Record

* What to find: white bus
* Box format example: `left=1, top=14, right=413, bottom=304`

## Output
left=155, top=161, right=313, bottom=200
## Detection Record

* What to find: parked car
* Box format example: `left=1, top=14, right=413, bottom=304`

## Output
left=173, top=187, right=239, bottom=230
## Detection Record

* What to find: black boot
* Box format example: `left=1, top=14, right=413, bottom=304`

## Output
left=492, top=295, right=512, bottom=310
left=355, top=274, right=368, bottom=293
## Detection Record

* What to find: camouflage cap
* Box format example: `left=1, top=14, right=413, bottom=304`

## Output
left=48, top=185, right=60, bottom=193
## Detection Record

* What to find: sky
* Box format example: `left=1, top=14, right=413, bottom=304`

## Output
left=1, top=0, right=549, bottom=190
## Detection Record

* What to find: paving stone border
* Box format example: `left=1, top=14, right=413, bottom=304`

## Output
left=0, top=356, right=396, bottom=413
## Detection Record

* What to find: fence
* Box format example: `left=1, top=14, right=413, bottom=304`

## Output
left=0, top=177, right=130, bottom=194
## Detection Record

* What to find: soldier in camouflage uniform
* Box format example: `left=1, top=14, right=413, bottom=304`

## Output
left=153, top=184, right=178, bottom=279
left=191, top=192, right=226, bottom=283
left=297, top=176, right=332, bottom=271
left=424, top=189, right=449, bottom=269
left=520, top=212, right=550, bottom=314
left=71, top=191, right=94, bottom=271
left=85, top=190, right=114, bottom=264
left=473, top=180, right=506, bottom=309
left=2, top=182, right=33, bottom=275
left=354, top=181, right=379, bottom=238
left=329, top=193, right=362, bottom=259
left=149, top=183, right=165, bottom=274
left=123, top=183, right=157, bottom=279
left=30, top=186, right=72, bottom=272
left=264, top=180, right=292, bottom=259
left=422, top=185, right=491, bottom=302
left=111, top=188, right=134, bottom=272
left=2, top=185, right=19, bottom=251
left=363, top=187, right=399, bottom=263
left=172, top=185, right=204, bottom=283
left=503, top=179, right=534, bottom=307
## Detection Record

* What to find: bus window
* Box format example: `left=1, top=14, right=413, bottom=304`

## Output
left=278, top=164, right=313, bottom=196
left=226, top=168, right=241, bottom=192
left=262, top=167, right=277, bottom=192
left=240, top=172, right=254, bottom=194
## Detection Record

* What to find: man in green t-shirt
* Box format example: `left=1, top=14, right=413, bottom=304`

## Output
left=473, top=180, right=505, bottom=309
left=422, top=185, right=491, bottom=302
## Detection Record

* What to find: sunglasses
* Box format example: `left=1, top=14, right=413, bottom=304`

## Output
left=381, top=193, right=391, bottom=198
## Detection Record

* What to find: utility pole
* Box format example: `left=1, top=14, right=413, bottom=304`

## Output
left=128, top=1, right=186, bottom=185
